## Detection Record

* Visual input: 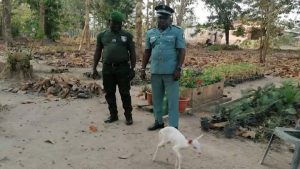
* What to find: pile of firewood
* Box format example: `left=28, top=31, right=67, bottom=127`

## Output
left=18, top=75, right=103, bottom=99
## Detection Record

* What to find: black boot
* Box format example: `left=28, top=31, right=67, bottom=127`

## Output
left=104, top=116, right=118, bottom=123
left=125, top=116, right=133, bottom=125
left=148, top=122, right=164, bottom=131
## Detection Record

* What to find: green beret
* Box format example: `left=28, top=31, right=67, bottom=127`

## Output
left=110, top=11, right=124, bottom=23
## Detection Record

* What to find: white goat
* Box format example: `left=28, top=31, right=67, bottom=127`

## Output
left=152, top=126, right=203, bottom=169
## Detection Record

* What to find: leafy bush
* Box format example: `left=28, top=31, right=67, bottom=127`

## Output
left=222, top=45, right=240, bottom=50
left=240, top=40, right=260, bottom=49
left=233, top=26, right=245, bottom=37
left=207, top=44, right=223, bottom=51
left=213, top=81, right=300, bottom=139
left=180, top=68, right=222, bottom=88
left=207, top=44, right=240, bottom=51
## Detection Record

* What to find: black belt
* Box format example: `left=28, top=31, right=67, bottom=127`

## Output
left=104, top=61, right=129, bottom=67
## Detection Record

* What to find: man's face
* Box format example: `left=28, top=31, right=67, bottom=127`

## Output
left=157, top=15, right=171, bottom=30
left=110, top=21, right=122, bottom=32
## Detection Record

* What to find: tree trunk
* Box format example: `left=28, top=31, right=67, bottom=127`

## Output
left=0, top=7, right=3, bottom=37
left=135, top=0, right=143, bottom=61
left=151, top=0, right=157, bottom=27
left=260, top=26, right=269, bottom=63
left=79, top=0, right=91, bottom=51
left=259, top=34, right=264, bottom=63
left=224, top=24, right=230, bottom=45
left=2, top=0, right=12, bottom=46
left=146, top=0, right=149, bottom=30
left=39, top=0, right=45, bottom=37
left=165, top=0, right=171, bottom=6
left=176, top=0, right=185, bottom=26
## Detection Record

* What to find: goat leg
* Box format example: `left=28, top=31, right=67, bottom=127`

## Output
left=153, top=139, right=165, bottom=161
left=173, top=146, right=182, bottom=169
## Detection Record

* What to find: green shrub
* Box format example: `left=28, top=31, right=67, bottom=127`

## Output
left=207, top=44, right=240, bottom=51
left=233, top=26, right=245, bottom=37
left=240, top=40, right=260, bottom=49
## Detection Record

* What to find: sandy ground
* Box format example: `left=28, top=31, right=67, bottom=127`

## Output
left=0, top=73, right=295, bottom=169
left=0, top=45, right=296, bottom=169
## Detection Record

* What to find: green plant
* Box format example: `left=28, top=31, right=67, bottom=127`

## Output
left=213, top=81, right=300, bottom=140
left=207, top=44, right=240, bottom=51
left=207, top=44, right=223, bottom=51
left=233, top=26, right=245, bottom=37
left=6, top=50, right=32, bottom=72
left=7, top=53, right=17, bottom=71
left=141, top=85, right=151, bottom=93
left=180, top=68, right=222, bottom=88
left=240, top=40, right=260, bottom=49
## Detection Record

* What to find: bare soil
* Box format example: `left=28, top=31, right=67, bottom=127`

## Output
left=0, top=43, right=296, bottom=169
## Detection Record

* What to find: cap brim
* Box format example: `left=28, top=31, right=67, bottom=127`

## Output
left=156, top=12, right=171, bottom=17
left=156, top=9, right=172, bottom=15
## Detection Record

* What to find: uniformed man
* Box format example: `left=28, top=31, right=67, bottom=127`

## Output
left=93, top=11, right=136, bottom=125
left=141, top=5, right=186, bottom=130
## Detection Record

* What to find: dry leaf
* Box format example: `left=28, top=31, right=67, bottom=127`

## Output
left=89, top=125, right=97, bottom=133
left=241, top=131, right=256, bottom=139
left=21, top=100, right=34, bottom=104
left=211, top=121, right=229, bottom=129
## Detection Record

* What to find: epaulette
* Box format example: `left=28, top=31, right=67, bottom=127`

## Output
left=172, top=25, right=182, bottom=30
left=148, top=27, right=156, bottom=31
left=100, top=30, right=108, bottom=34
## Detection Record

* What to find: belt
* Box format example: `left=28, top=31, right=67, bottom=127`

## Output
left=104, top=61, right=129, bottom=67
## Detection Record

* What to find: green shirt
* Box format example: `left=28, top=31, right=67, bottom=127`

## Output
left=97, top=30, right=134, bottom=64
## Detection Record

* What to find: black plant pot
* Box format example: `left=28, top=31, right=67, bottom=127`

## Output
left=200, top=117, right=210, bottom=132
left=224, top=125, right=236, bottom=138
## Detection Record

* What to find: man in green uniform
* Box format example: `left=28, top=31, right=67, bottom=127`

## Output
left=141, top=5, right=186, bottom=130
left=93, top=11, right=136, bottom=125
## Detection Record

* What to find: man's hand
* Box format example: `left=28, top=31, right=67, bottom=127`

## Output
left=129, top=68, right=135, bottom=81
left=92, top=70, right=99, bottom=80
left=140, top=69, right=146, bottom=81
left=173, top=70, right=181, bottom=81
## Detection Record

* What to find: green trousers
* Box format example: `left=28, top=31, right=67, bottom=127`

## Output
left=151, top=74, right=179, bottom=128
left=102, top=63, right=132, bottom=118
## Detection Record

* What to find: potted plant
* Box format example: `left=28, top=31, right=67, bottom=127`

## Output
left=179, top=87, right=190, bottom=113
left=200, top=117, right=210, bottom=131
left=224, top=124, right=237, bottom=138
left=141, top=85, right=152, bottom=105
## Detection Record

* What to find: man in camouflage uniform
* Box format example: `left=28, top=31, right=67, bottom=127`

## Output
left=141, top=5, right=186, bottom=130
left=93, top=11, right=136, bottom=125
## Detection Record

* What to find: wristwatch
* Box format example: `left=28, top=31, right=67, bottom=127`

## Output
left=176, top=66, right=182, bottom=72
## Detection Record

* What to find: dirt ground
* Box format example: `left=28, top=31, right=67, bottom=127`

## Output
left=0, top=44, right=297, bottom=169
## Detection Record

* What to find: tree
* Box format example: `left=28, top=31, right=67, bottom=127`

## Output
left=165, top=0, right=171, bottom=6
left=135, top=0, right=143, bottom=60
left=60, top=0, right=85, bottom=30
left=2, top=0, right=12, bottom=45
left=38, top=0, right=45, bottom=38
left=26, top=0, right=62, bottom=40
left=203, top=0, right=242, bottom=45
left=151, top=0, right=158, bottom=27
left=175, top=0, right=196, bottom=27
left=245, top=0, right=296, bottom=63
left=145, top=0, right=150, bottom=30
left=92, top=0, right=135, bottom=28
left=79, top=0, right=91, bottom=51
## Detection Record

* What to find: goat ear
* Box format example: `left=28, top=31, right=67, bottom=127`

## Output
left=196, top=134, right=203, bottom=140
